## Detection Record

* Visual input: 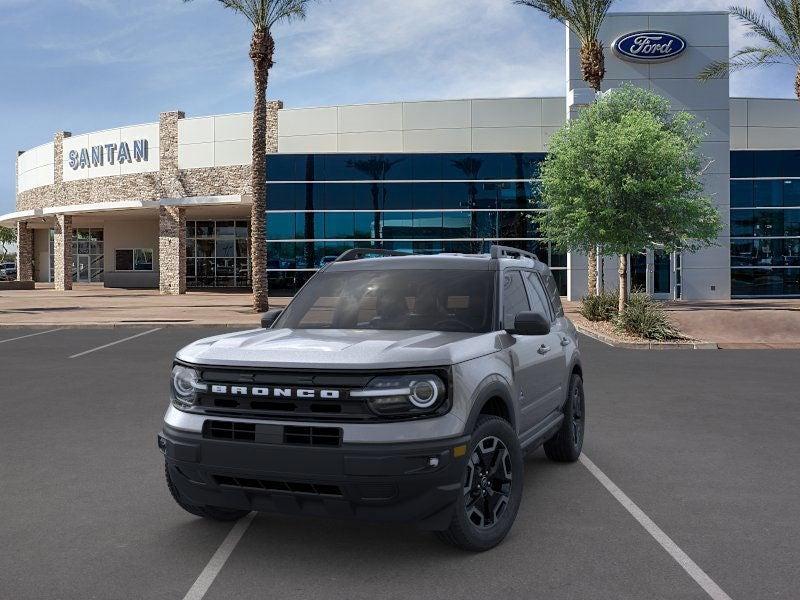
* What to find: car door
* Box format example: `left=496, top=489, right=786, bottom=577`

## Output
left=522, top=270, right=567, bottom=418
left=500, top=270, right=561, bottom=438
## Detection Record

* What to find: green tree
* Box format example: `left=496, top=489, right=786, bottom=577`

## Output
left=699, top=2, right=800, bottom=100
left=514, top=0, right=616, bottom=294
left=0, top=226, right=15, bottom=263
left=184, top=0, right=315, bottom=311
left=537, top=85, right=722, bottom=313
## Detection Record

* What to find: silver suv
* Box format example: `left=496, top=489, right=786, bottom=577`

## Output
left=159, top=246, right=584, bottom=551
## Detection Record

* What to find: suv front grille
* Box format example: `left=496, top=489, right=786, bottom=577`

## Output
left=195, top=368, right=377, bottom=421
left=203, top=420, right=342, bottom=447
left=213, top=475, right=343, bottom=497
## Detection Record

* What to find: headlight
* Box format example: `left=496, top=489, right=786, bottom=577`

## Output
left=170, top=365, right=205, bottom=409
left=352, top=373, right=448, bottom=417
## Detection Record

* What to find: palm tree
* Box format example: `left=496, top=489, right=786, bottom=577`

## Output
left=185, top=0, right=314, bottom=312
left=348, top=157, right=404, bottom=242
left=515, top=0, right=615, bottom=295
left=699, top=2, right=800, bottom=101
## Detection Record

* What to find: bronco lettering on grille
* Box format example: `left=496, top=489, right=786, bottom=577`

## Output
left=209, top=385, right=342, bottom=399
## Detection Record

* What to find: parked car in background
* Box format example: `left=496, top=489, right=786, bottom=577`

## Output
left=0, top=262, right=16, bottom=281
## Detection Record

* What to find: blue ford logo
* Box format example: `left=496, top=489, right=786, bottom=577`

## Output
left=613, top=31, right=687, bottom=62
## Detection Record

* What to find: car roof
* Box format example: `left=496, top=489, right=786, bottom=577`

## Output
left=324, top=252, right=546, bottom=272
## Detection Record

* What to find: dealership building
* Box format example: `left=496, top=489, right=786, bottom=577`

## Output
left=4, top=10, right=800, bottom=300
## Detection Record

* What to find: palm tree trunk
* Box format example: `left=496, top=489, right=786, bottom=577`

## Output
left=580, top=39, right=604, bottom=296
left=580, top=40, right=605, bottom=93
left=249, top=29, right=274, bottom=312
left=618, top=254, right=628, bottom=314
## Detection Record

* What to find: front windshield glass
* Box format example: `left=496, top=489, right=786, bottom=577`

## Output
left=275, top=269, right=496, bottom=333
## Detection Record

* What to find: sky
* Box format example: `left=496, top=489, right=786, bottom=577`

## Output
left=0, top=0, right=797, bottom=216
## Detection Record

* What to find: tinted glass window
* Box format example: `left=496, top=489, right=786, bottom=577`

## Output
left=522, top=271, right=551, bottom=320
left=502, top=271, right=530, bottom=328
left=275, top=269, right=496, bottom=332
left=754, top=180, right=783, bottom=207
left=730, top=181, right=753, bottom=208
left=543, top=270, right=564, bottom=317
left=730, top=151, right=754, bottom=178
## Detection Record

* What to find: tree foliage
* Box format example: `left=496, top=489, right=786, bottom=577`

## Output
left=698, top=2, right=800, bottom=100
left=0, top=226, right=15, bottom=262
left=537, top=84, right=722, bottom=260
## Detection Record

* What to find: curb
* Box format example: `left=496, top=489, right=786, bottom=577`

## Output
left=574, top=324, right=719, bottom=350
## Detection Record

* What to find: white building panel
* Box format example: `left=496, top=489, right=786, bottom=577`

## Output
left=730, top=126, right=748, bottom=149
left=648, top=12, right=729, bottom=48
left=402, top=128, right=471, bottom=153
left=178, top=142, right=214, bottom=170
left=178, top=117, right=214, bottom=145
left=746, top=127, right=800, bottom=150
left=471, top=98, right=542, bottom=128
left=403, top=100, right=471, bottom=130
left=747, top=98, right=800, bottom=128
left=541, top=98, right=566, bottom=127
left=472, top=127, right=543, bottom=152
left=729, top=99, right=748, bottom=127
left=278, top=134, right=338, bottom=153
left=214, top=139, right=250, bottom=167
left=214, top=113, right=252, bottom=142
left=338, top=130, right=403, bottom=152
left=338, top=103, right=403, bottom=133
left=278, top=107, right=338, bottom=137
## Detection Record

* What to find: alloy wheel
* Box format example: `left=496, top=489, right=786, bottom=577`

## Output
left=463, top=436, right=513, bottom=529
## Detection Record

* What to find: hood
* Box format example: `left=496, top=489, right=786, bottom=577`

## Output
left=175, top=328, right=501, bottom=370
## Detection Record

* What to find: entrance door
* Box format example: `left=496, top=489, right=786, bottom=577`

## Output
left=77, top=256, right=90, bottom=282
left=652, top=250, right=672, bottom=298
left=630, top=253, right=648, bottom=293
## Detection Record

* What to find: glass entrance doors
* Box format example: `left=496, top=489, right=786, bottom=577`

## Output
left=627, top=248, right=675, bottom=299
left=72, top=229, right=104, bottom=283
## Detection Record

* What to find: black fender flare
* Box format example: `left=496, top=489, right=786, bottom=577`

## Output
left=463, top=377, right=517, bottom=433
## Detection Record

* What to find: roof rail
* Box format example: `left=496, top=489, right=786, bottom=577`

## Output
left=334, top=248, right=411, bottom=263
left=489, top=245, right=538, bottom=261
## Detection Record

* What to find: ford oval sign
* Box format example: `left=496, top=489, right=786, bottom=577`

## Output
left=613, top=31, right=687, bottom=63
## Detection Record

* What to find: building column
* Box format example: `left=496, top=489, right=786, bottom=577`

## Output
left=16, top=221, right=33, bottom=282
left=53, top=214, right=73, bottom=291
left=159, top=205, right=186, bottom=295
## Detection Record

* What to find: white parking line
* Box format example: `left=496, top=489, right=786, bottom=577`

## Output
left=68, top=328, right=162, bottom=359
left=0, top=329, right=63, bottom=345
left=580, top=453, right=733, bottom=600
left=182, top=512, right=256, bottom=600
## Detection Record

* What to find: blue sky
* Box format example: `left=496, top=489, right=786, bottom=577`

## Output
left=1, top=0, right=797, bottom=215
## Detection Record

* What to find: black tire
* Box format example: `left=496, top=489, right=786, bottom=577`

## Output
left=164, top=463, right=249, bottom=522
left=437, top=416, right=524, bottom=552
left=543, top=373, right=585, bottom=463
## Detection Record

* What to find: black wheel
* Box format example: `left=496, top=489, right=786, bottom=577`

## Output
left=165, top=463, right=249, bottom=522
left=544, top=373, right=585, bottom=463
left=437, top=416, right=523, bottom=552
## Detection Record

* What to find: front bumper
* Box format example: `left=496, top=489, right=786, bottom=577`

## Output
left=159, top=424, right=470, bottom=530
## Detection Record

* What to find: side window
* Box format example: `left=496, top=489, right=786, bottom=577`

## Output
left=502, top=271, right=531, bottom=328
left=543, top=271, right=565, bottom=318
left=522, top=271, right=552, bottom=321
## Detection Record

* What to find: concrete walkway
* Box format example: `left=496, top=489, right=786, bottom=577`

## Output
left=0, top=284, right=289, bottom=327
left=564, top=298, right=800, bottom=349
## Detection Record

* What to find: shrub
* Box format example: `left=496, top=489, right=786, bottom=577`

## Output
left=579, top=290, right=619, bottom=322
left=614, top=293, right=684, bottom=340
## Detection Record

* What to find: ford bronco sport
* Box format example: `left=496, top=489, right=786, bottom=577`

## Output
left=159, top=246, right=584, bottom=551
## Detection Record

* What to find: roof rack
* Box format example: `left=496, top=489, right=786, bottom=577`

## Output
left=489, top=245, right=538, bottom=261
left=334, top=248, right=411, bottom=263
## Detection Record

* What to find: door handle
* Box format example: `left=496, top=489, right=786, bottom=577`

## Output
left=560, top=337, right=570, bottom=347
left=537, top=344, right=551, bottom=355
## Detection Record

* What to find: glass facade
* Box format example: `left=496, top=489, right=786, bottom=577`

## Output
left=186, top=220, right=251, bottom=288
left=264, top=153, right=568, bottom=295
left=48, top=228, right=105, bottom=283
left=731, top=151, right=800, bottom=297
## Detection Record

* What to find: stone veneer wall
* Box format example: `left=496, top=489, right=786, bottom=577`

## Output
left=53, top=214, right=73, bottom=291
left=15, top=222, right=33, bottom=281
left=16, top=102, right=283, bottom=211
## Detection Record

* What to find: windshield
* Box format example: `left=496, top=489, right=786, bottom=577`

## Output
left=275, top=269, right=496, bottom=333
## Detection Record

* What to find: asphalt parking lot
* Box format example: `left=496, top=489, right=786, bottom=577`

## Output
left=1, top=327, right=798, bottom=600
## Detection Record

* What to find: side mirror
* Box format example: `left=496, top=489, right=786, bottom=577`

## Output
left=508, top=311, right=551, bottom=336
left=260, top=309, right=283, bottom=329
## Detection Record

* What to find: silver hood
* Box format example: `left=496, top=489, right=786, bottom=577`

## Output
left=175, top=328, right=502, bottom=369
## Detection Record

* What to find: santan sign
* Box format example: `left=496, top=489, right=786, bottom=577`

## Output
left=613, top=31, right=687, bottom=62
left=68, top=139, right=149, bottom=170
